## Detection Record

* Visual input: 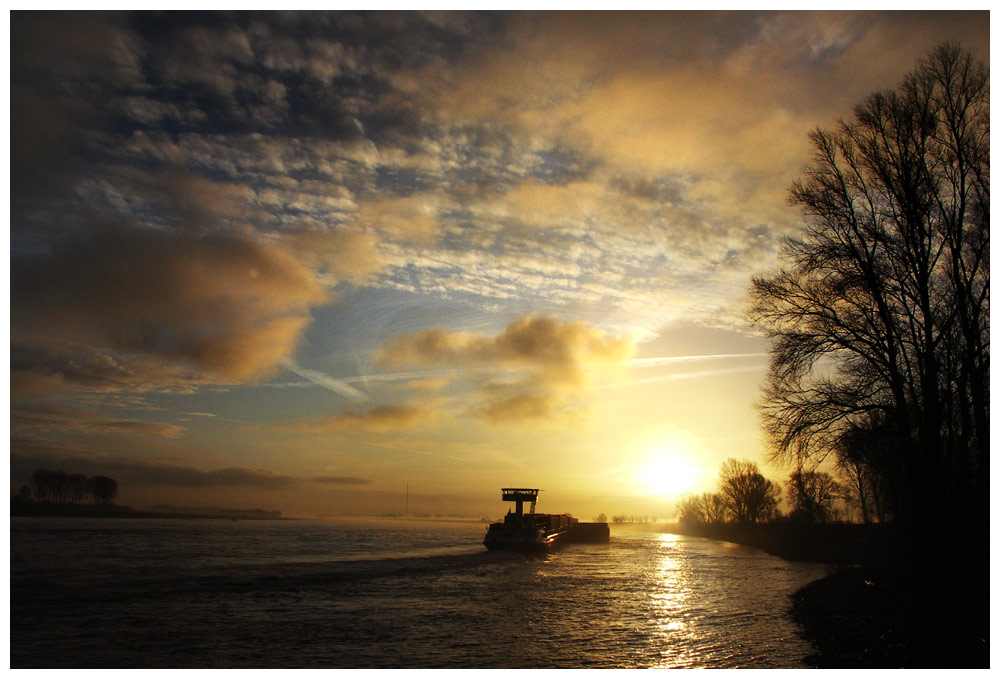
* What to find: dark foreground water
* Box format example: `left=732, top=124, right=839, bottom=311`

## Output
left=11, top=517, right=832, bottom=668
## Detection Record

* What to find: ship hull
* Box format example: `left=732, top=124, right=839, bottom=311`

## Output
left=483, top=526, right=569, bottom=553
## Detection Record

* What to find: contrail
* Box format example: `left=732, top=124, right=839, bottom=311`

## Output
left=341, top=368, right=459, bottom=384
left=630, top=352, right=768, bottom=367
left=282, top=361, right=369, bottom=401
left=283, top=354, right=767, bottom=397
left=599, top=364, right=765, bottom=390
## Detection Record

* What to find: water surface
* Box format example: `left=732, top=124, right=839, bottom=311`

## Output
left=11, top=517, right=831, bottom=668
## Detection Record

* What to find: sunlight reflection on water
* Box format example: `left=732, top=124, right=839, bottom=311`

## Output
left=13, top=518, right=833, bottom=668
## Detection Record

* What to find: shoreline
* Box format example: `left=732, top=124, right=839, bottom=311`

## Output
left=658, top=521, right=889, bottom=565
left=792, top=566, right=988, bottom=668
left=661, top=522, right=988, bottom=668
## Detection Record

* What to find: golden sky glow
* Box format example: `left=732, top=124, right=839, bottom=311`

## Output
left=9, top=11, right=988, bottom=519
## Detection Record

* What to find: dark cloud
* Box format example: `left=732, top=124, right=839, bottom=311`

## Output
left=287, top=404, right=435, bottom=434
left=12, top=404, right=186, bottom=439
left=10, top=449, right=295, bottom=490
left=312, top=475, right=374, bottom=486
left=12, top=220, right=328, bottom=387
left=10, top=344, right=214, bottom=398
left=10, top=12, right=129, bottom=213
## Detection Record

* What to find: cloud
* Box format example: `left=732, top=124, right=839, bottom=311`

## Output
left=356, top=194, right=444, bottom=244
left=11, top=159, right=391, bottom=398
left=9, top=449, right=295, bottom=490
left=10, top=11, right=987, bottom=408
left=471, top=390, right=561, bottom=424
left=284, top=225, right=383, bottom=284
left=375, top=12, right=987, bottom=338
left=377, top=314, right=634, bottom=383
left=287, top=404, right=435, bottom=434
left=10, top=345, right=221, bottom=398
left=311, top=475, right=374, bottom=486
left=12, top=404, right=187, bottom=439
left=375, top=315, right=634, bottom=422
left=12, top=221, right=328, bottom=387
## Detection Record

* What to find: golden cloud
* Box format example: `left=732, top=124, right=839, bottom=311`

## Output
left=12, top=168, right=390, bottom=394
left=14, top=223, right=327, bottom=385
left=398, top=11, right=987, bottom=216
left=286, top=404, right=435, bottom=434
left=284, top=225, right=383, bottom=283
left=376, top=315, right=634, bottom=423
left=471, top=390, right=559, bottom=424
left=356, top=194, right=443, bottom=245
left=379, top=315, right=633, bottom=377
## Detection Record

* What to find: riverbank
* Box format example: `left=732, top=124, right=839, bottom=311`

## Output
left=661, top=522, right=988, bottom=668
left=793, top=566, right=988, bottom=668
left=659, top=521, right=891, bottom=565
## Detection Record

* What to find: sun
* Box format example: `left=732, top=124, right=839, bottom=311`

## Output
left=639, top=444, right=700, bottom=497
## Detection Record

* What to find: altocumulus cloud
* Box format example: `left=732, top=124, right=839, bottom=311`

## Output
left=11, top=12, right=400, bottom=400
left=13, top=11, right=984, bottom=407
left=9, top=12, right=986, bottom=481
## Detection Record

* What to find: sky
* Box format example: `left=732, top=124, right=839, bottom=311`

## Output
left=9, top=11, right=989, bottom=520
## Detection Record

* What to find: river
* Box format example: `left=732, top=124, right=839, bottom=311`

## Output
left=11, top=516, right=833, bottom=668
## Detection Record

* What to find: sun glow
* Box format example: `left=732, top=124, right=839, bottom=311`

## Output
left=639, top=443, right=700, bottom=497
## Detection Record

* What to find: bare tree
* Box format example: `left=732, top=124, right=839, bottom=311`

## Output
left=29, top=469, right=52, bottom=503
left=717, top=459, right=782, bottom=526
left=749, top=44, right=988, bottom=535
left=702, top=492, right=728, bottom=524
left=676, top=493, right=706, bottom=525
left=88, top=476, right=119, bottom=506
left=786, top=469, right=842, bottom=523
left=68, top=473, right=88, bottom=505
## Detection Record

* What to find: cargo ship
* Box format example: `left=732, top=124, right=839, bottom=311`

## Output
left=483, top=488, right=610, bottom=552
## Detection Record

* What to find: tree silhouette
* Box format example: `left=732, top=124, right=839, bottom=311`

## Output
left=701, top=492, right=728, bottom=524
left=785, top=469, right=841, bottom=523
left=717, top=458, right=782, bottom=526
left=749, top=44, right=988, bottom=539
left=68, top=473, right=88, bottom=505
left=88, top=476, right=119, bottom=506
left=676, top=493, right=705, bottom=525
left=24, top=469, right=120, bottom=506
left=677, top=491, right=728, bottom=525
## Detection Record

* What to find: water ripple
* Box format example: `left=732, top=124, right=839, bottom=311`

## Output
left=12, top=517, right=832, bottom=668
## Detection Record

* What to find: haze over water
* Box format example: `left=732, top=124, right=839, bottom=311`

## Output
left=12, top=518, right=831, bottom=668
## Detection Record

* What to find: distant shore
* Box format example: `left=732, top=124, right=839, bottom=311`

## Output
left=11, top=503, right=291, bottom=521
